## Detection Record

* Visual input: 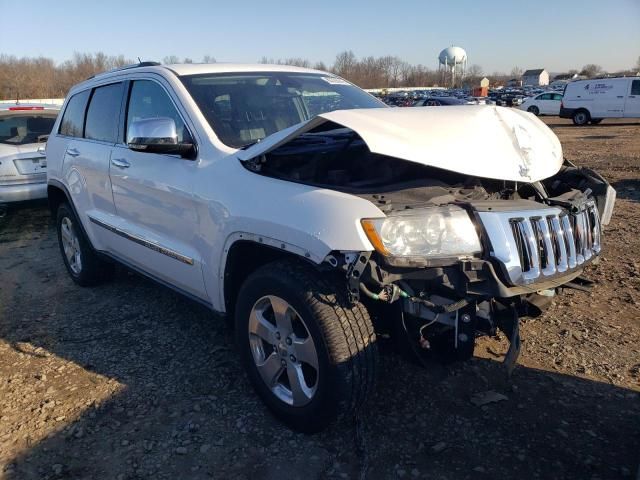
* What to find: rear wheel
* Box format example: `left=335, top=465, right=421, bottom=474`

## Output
left=235, top=260, right=377, bottom=432
left=527, top=105, right=540, bottom=116
left=572, top=109, right=590, bottom=126
left=56, top=203, right=112, bottom=286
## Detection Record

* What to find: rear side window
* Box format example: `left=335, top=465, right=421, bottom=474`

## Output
left=85, top=83, right=124, bottom=143
left=632, top=80, right=640, bottom=96
left=59, top=90, right=90, bottom=137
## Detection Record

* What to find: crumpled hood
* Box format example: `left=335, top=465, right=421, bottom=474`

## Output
left=238, top=105, right=563, bottom=183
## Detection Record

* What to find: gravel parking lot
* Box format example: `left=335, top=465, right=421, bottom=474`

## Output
left=1, top=117, right=639, bottom=480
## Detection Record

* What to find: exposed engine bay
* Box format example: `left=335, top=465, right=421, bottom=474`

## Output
left=243, top=125, right=616, bottom=370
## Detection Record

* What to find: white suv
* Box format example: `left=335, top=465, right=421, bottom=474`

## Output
left=46, top=62, right=615, bottom=431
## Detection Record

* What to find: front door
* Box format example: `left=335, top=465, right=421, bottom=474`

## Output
left=109, top=79, right=207, bottom=300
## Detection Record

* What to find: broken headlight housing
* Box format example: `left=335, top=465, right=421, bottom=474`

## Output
left=361, top=206, right=482, bottom=266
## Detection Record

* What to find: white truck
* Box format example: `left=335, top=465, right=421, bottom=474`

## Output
left=46, top=62, right=615, bottom=431
left=560, top=77, right=640, bottom=125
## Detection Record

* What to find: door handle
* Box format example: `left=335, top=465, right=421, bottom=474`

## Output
left=111, top=158, right=130, bottom=168
left=617, top=96, right=624, bottom=98
left=66, top=148, right=80, bottom=157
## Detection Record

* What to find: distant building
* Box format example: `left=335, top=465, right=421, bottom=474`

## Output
left=480, top=77, right=490, bottom=88
left=507, top=78, right=522, bottom=87
left=522, top=69, right=549, bottom=86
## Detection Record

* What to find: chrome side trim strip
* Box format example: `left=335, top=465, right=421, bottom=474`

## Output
left=88, top=216, right=194, bottom=266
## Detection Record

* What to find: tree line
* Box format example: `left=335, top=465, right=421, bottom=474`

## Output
left=0, top=51, right=636, bottom=100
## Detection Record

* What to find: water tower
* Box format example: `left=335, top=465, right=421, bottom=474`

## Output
left=438, top=46, right=467, bottom=87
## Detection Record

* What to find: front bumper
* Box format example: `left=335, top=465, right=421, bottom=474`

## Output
left=0, top=181, right=47, bottom=203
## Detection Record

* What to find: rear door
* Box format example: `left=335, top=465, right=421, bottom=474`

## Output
left=624, top=79, right=640, bottom=118
left=108, top=78, right=207, bottom=300
left=57, top=85, right=122, bottom=251
left=536, top=93, right=554, bottom=114
left=549, top=93, right=563, bottom=115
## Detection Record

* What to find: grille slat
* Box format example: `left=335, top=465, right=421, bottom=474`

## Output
left=507, top=202, right=601, bottom=284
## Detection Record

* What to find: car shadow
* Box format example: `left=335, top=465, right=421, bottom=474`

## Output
left=1, top=204, right=638, bottom=480
left=612, top=179, right=640, bottom=203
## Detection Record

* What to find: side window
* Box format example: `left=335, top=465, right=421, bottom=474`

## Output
left=552, top=93, right=563, bottom=101
left=85, top=83, right=124, bottom=143
left=632, top=80, right=640, bottom=96
left=59, top=89, right=90, bottom=137
left=538, top=93, right=551, bottom=100
left=126, top=80, right=190, bottom=143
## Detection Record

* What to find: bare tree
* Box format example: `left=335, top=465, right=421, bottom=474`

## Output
left=163, top=55, right=180, bottom=64
left=510, top=66, right=523, bottom=78
left=202, top=55, right=216, bottom=63
left=580, top=64, right=603, bottom=78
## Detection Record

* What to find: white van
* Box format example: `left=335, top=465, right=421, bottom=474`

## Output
left=560, top=77, right=640, bottom=125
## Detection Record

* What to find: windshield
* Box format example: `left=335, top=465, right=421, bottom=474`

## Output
left=0, top=113, right=57, bottom=145
left=180, top=72, right=385, bottom=148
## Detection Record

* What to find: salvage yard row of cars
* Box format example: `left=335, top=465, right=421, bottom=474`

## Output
left=0, top=63, right=624, bottom=431
left=379, top=76, right=640, bottom=125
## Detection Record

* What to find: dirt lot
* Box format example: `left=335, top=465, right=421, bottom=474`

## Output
left=1, top=117, right=639, bottom=480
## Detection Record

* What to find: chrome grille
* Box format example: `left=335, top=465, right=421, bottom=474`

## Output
left=478, top=201, right=601, bottom=286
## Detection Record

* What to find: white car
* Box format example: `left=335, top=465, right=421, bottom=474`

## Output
left=560, top=77, right=640, bottom=125
left=46, top=62, right=615, bottom=431
left=0, top=103, right=60, bottom=213
left=519, top=92, right=563, bottom=116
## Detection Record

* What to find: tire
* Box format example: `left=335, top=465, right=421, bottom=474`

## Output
left=590, top=119, right=603, bottom=125
left=572, top=110, right=590, bottom=126
left=56, top=203, right=113, bottom=286
left=527, top=106, right=540, bottom=116
left=235, top=259, right=378, bottom=432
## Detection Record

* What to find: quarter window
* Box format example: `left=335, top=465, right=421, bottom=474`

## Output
left=126, top=80, right=190, bottom=143
left=59, top=90, right=90, bottom=137
left=632, top=80, right=640, bottom=96
left=85, top=83, right=124, bottom=143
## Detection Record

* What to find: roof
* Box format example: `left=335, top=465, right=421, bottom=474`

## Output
left=522, top=69, right=546, bottom=77
left=165, top=63, right=328, bottom=76
left=90, top=62, right=329, bottom=81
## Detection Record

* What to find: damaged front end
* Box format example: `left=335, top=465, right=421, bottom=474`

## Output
left=239, top=106, right=616, bottom=371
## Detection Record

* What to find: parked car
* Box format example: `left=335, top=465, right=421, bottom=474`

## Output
left=519, top=92, right=563, bottom=116
left=560, top=77, right=640, bottom=125
left=0, top=103, right=60, bottom=214
left=47, top=62, right=616, bottom=432
left=414, top=97, right=465, bottom=106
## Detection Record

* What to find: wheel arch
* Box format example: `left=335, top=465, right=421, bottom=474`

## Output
left=47, top=180, right=93, bottom=247
left=221, top=237, right=319, bottom=316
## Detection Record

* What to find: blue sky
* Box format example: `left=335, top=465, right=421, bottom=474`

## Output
left=1, top=0, right=638, bottom=73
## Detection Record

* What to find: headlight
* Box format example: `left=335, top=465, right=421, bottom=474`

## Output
left=361, top=206, right=482, bottom=262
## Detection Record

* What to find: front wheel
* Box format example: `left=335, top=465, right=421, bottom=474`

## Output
left=572, top=110, right=590, bottom=126
left=235, top=260, right=378, bottom=432
left=527, top=105, right=540, bottom=116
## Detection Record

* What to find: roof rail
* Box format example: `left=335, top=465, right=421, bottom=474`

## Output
left=86, top=61, right=162, bottom=80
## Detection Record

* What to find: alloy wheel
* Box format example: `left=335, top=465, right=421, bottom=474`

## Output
left=60, top=216, right=82, bottom=275
left=248, top=295, right=319, bottom=406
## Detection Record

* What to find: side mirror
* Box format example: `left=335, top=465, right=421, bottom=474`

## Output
left=127, top=117, right=194, bottom=157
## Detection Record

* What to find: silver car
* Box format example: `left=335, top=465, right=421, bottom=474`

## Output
left=0, top=103, right=60, bottom=214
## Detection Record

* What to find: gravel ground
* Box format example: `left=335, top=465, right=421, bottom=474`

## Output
left=1, top=117, right=639, bottom=480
